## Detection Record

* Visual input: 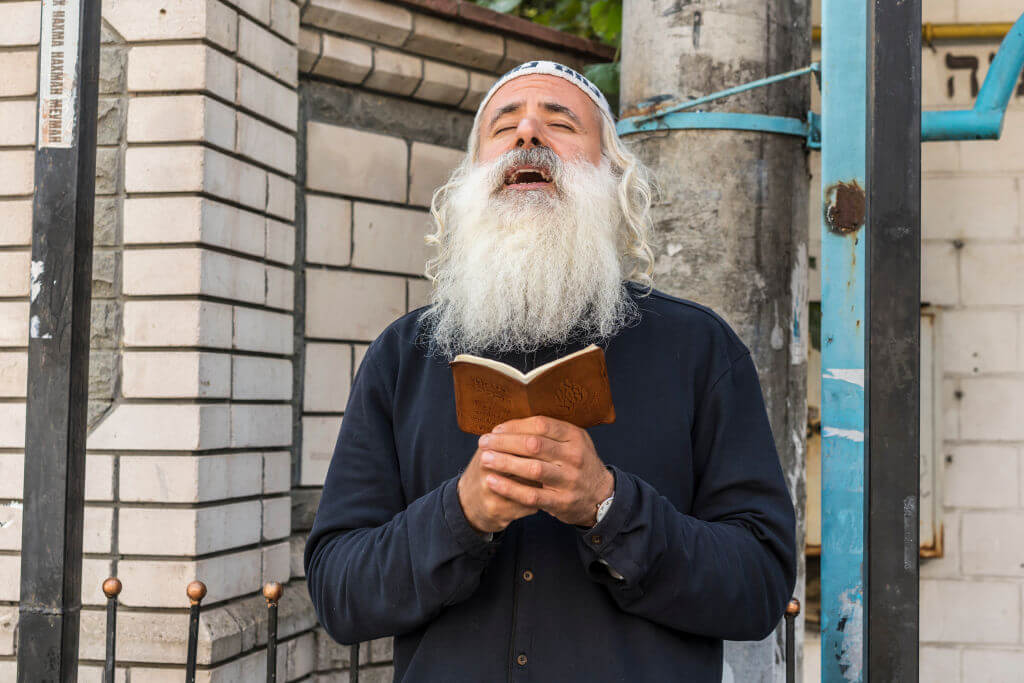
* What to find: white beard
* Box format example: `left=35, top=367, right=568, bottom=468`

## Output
left=422, top=149, right=636, bottom=357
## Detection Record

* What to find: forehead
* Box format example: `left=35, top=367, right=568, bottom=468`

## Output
left=480, top=74, right=600, bottom=125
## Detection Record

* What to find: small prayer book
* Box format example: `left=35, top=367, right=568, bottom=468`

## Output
left=450, top=344, right=616, bottom=435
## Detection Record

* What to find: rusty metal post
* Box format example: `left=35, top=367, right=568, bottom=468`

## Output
left=620, top=1, right=809, bottom=680
left=102, top=577, right=122, bottom=683
left=185, top=581, right=206, bottom=683
left=264, top=582, right=283, bottom=683
left=785, top=598, right=801, bottom=683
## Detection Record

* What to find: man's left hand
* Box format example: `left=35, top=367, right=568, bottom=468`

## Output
left=476, top=416, right=614, bottom=528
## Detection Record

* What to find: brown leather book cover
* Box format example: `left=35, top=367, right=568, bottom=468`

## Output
left=450, top=344, right=616, bottom=435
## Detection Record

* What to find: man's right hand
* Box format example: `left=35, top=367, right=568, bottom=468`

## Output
left=457, top=447, right=538, bottom=533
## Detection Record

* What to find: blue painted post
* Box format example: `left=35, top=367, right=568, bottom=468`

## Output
left=820, top=0, right=866, bottom=680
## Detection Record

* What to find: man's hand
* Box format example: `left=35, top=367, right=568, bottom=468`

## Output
left=476, top=416, right=615, bottom=528
left=458, top=446, right=539, bottom=534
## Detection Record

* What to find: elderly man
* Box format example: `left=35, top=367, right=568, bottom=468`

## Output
left=305, top=61, right=796, bottom=682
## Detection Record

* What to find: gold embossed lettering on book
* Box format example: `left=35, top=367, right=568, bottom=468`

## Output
left=450, top=344, right=616, bottom=435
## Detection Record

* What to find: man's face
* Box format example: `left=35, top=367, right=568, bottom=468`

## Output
left=477, top=75, right=604, bottom=193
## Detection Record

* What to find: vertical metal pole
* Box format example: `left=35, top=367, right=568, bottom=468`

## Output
left=820, top=0, right=867, bottom=680
left=16, top=0, right=102, bottom=680
left=264, top=582, right=283, bottom=683
left=185, top=581, right=207, bottom=683
left=785, top=598, right=800, bottom=683
left=866, top=0, right=921, bottom=679
left=350, top=643, right=360, bottom=683
left=102, top=577, right=122, bottom=683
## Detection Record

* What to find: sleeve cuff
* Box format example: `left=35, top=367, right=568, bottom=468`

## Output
left=576, top=465, right=643, bottom=590
left=441, top=475, right=501, bottom=560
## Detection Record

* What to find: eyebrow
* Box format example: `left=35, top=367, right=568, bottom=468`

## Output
left=487, top=100, right=584, bottom=129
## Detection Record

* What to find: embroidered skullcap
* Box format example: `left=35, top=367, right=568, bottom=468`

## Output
left=475, top=61, right=614, bottom=123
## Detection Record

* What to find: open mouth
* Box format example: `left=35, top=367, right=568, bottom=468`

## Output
left=503, top=165, right=553, bottom=189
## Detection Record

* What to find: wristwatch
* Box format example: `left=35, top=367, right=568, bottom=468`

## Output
left=595, top=495, right=614, bottom=526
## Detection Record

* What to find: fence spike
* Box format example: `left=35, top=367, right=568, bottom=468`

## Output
left=102, top=577, right=122, bottom=683
left=185, top=581, right=207, bottom=683
left=264, top=582, right=283, bottom=683
left=785, top=597, right=801, bottom=683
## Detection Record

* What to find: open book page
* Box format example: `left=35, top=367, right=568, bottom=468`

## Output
left=450, top=344, right=601, bottom=384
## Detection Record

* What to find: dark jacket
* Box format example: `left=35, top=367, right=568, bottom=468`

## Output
left=305, top=283, right=797, bottom=682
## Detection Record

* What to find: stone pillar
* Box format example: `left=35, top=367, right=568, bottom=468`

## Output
left=620, top=1, right=810, bottom=680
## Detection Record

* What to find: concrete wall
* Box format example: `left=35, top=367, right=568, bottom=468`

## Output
left=0, top=0, right=609, bottom=679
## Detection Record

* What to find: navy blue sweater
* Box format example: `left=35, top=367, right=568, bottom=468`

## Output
left=305, top=283, right=796, bottom=682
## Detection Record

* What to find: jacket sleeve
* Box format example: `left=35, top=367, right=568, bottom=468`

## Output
left=576, top=351, right=796, bottom=641
left=304, top=343, right=500, bottom=644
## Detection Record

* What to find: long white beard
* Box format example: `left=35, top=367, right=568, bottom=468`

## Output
left=422, top=150, right=636, bottom=357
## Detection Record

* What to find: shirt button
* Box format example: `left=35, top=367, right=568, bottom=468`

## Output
left=516, top=654, right=528, bottom=666
left=522, top=569, right=534, bottom=582
left=591, top=534, right=603, bottom=545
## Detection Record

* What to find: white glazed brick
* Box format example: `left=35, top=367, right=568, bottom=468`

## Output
left=125, top=146, right=267, bottom=210
left=959, top=377, right=1024, bottom=441
left=306, top=123, right=406, bottom=202
left=87, top=403, right=231, bottom=451
left=127, top=95, right=236, bottom=149
left=0, top=301, right=29, bottom=347
left=960, top=112, right=1024, bottom=172
left=235, top=0, right=271, bottom=23
left=365, top=48, right=422, bottom=96
left=0, top=251, right=29, bottom=297
left=404, top=14, right=503, bottom=71
left=0, top=150, right=34, bottom=195
left=943, top=377, right=960, bottom=441
left=264, top=451, right=290, bottom=494
left=0, top=606, right=13, bottom=656
left=230, top=403, right=292, bottom=447
left=0, top=99, right=35, bottom=146
left=122, top=351, right=231, bottom=399
left=124, top=300, right=233, bottom=348
left=0, top=453, right=21, bottom=499
left=266, top=264, right=294, bottom=310
left=232, top=356, right=292, bottom=400
left=0, top=352, right=27, bottom=397
left=407, top=278, right=431, bottom=311
left=409, top=142, right=464, bottom=207
left=262, top=496, right=291, bottom=541
left=84, top=506, right=113, bottom=553
left=127, top=44, right=236, bottom=100
left=956, top=0, right=1015, bottom=22
left=460, top=71, right=498, bottom=111
left=305, top=269, right=405, bottom=341
left=944, top=445, right=1019, bottom=509
left=238, top=63, right=299, bottom=131
left=237, top=112, right=297, bottom=174
left=306, top=195, right=352, bottom=267
left=961, top=243, right=1024, bottom=305
left=301, top=416, right=341, bottom=486
left=0, top=1, right=40, bottom=46
left=313, top=33, right=372, bottom=84
left=124, top=197, right=266, bottom=258
left=269, top=0, right=299, bottom=42
left=0, top=501, right=21, bottom=549
left=0, top=556, right=16, bottom=601
left=0, top=404, right=25, bottom=448
left=266, top=218, right=296, bottom=265
left=267, top=173, right=296, bottom=221
left=81, top=558, right=114, bottom=606
left=119, top=453, right=263, bottom=503
left=119, top=501, right=261, bottom=556
left=962, top=512, right=1024, bottom=577
left=352, top=203, right=430, bottom=275
left=921, top=511, right=960, bottom=579
left=104, top=0, right=237, bottom=50
left=303, top=343, right=352, bottom=412
left=922, top=240, right=959, bottom=306
left=85, top=454, right=115, bottom=502
left=414, top=60, right=469, bottom=106
left=262, top=539, right=291, bottom=584
left=941, top=309, right=1019, bottom=375
left=233, top=306, right=293, bottom=354
left=298, top=27, right=322, bottom=72
left=922, top=176, right=1018, bottom=241
left=922, top=140, right=959, bottom=173
left=0, top=200, right=32, bottom=246
left=0, top=49, right=37, bottom=96
left=303, top=0, right=412, bottom=46
left=920, top=579, right=1020, bottom=644
left=962, top=648, right=1024, bottom=682
left=920, top=647, right=959, bottom=683
left=117, top=549, right=262, bottom=608
left=123, top=248, right=266, bottom=305
left=239, top=17, right=298, bottom=86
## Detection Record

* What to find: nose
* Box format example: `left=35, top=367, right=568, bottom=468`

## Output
left=514, top=115, right=546, bottom=149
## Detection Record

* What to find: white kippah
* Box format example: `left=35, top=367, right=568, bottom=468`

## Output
left=476, top=61, right=615, bottom=123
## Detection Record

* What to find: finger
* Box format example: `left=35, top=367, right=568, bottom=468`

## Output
left=493, top=415, right=574, bottom=442
left=478, top=433, right=565, bottom=462
left=485, top=472, right=558, bottom=508
left=480, top=450, right=569, bottom=487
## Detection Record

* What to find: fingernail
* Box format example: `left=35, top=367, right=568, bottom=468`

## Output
left=481, top=451, right=494, bottom=464
left=479, top=435, right=491, bottom=446
left=493, top=424, right=505, bottom=433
